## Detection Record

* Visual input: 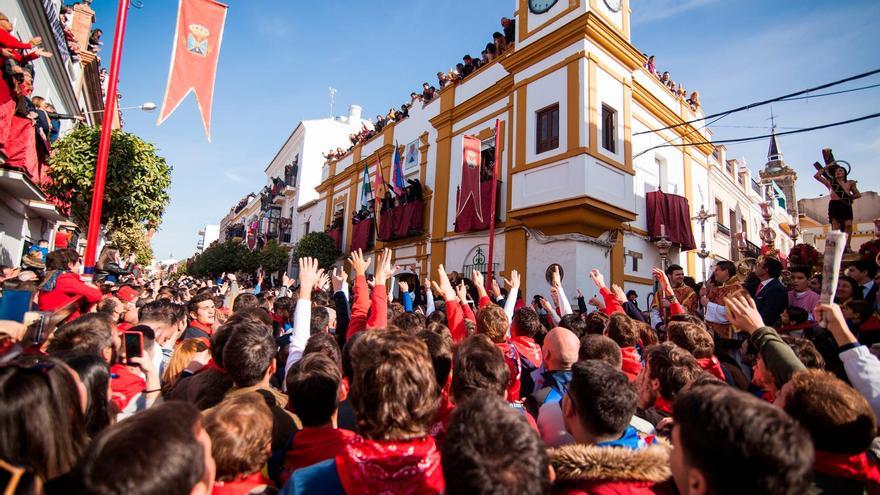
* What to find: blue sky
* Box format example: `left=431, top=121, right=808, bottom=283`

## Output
left=89, top=0, right=880, bottom=260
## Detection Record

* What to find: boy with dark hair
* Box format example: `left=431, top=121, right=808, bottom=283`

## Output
left=284, top=328, right=443, bottom=494
left=636, top=342, right=703, bottom=427
left=309, top=306, right=330, bottom=335
left=551, top=360, right=670, bottom=494
left=788, top=265, right=820, bottom=316
left=77, top=401, right=216, bottom=495
left=139, top=299, right=187, bottom=373
left=845, top=259, right=878, bottom=302
left=183, top=291, right=216, bottom=341
left=443, top=395, right=551, bottom=495
left=577, top=334, right=622, bottom=368
left=216, top=320, right=297, bottom=455
left=281, top=353, right=354, bottom=485
left=232, top=293, right=259, bottom=313
left=605, top=313, right=642, bottom=381
left=418, top=329, right=455, bottom=442
left=670, top=384, right=813, bottom=495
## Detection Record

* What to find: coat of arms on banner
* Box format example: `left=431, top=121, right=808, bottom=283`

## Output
left=465, top=148, right=479, bottom=169
left=187, top=24, right=210, bottom=56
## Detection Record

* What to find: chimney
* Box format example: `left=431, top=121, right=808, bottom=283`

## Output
left=348, top=105, right=362, bottom=127
left=71, top=3, right=95, bottom=54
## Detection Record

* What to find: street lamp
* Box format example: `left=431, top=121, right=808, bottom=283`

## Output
left=691, top=204, right=716, bottom=281
left=84, top=101, right=156, bottom=114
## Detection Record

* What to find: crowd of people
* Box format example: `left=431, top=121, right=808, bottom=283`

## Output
left=323, top=17, right=516, bottom=162
left=0, top=9, right=91, bottom=181
left=643, top=54, right=701, bottom=111
left=0, top=238, right=878, bottom=494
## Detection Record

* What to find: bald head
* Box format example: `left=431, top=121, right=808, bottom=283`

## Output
left=543, top=327, right=580, bottom=371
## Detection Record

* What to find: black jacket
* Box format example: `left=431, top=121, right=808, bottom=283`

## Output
left=755, top=278, right=787, bottom=327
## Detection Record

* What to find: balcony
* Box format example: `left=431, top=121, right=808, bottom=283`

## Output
left=716, top=223, right=731, bottom=237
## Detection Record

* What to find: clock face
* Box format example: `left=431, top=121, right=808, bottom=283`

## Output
left=528, top=0, right=559, bottom=14
left=603, top=0, right=623, bottom=12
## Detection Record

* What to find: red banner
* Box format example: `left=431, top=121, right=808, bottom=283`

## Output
left=156, top=0, right=228, bottom=141
left=456, top=135, right=483, bottom=223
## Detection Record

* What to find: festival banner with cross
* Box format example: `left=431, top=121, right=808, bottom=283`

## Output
left=156, top=0, right=228, bottom=141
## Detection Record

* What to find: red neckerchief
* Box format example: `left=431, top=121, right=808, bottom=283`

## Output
left=620, top=346, right=642, bottom=381
left=335, top=435, right=445, bottom=495
left=511, top=335, right=543, bottom=368
left=653, top=395, right=674, bottom=415
left=280, top=427, right=355, bottom=486
left=202, top=358, right=226, bottom=374
left=696, top=357, right=726, bottom=381
left=189, top=319, right=215, bottom=337
left=779, top=322, right=814, bottom=333
left=211, top=471, right=271, bottom=495
left=496, top=340, right=522, bottom=401
left=814, top=450, right=880, bottom=490
left=429, top=389, right=456, bottom=446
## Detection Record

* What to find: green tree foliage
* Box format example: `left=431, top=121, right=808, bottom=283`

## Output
left=292, top=232, right=340, bottom=269
left=188, top=240, right=292, bottom=277
left=109, top=224, right=154, bottom=266
left=259, top=240, right=291, bottom=273
left=46, top=126, right=172, bottom=232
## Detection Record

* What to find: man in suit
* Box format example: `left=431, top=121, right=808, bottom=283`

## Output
left=846, top=260, right=878, bottom=306
left=753, top=257, right=787, bottom=327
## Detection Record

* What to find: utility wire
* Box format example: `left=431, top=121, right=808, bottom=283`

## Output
left=633, top=68, right=880, bottom=136
left=634, top=112, right=880, bottom=156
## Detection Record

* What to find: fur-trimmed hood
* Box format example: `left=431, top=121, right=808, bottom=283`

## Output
left=550, top=442, right=672, bottom=484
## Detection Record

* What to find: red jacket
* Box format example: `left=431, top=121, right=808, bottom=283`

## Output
left=347, top=276, right=387, bottom=336
left=620, top=346, right=642, bottom=382
left=38, top=272, right=103, bottom=320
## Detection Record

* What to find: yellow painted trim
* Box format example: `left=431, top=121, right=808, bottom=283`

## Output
left=623, top=274, right=653, bottom=286
left=519, top=0, right=581, bottom=43
left=504, top=227, right=528, bottom=297
left=452, top=105, right=511, bottom=138
left=588, top=57, right=598, bottom=155
left=632, top=81, right=715, bottom=156
left=587, top=52, right=626, bottom=84
left=623, top=77, right=633, bottom=172
left=611, top=231, right=624, bottom=287
left=515, top=85, right=527, bottom=170
left=567, top=58, right=580, bottom=151
left=513, top=51, right=587, bottom=91
left=622, top=0, right=630, bottom=39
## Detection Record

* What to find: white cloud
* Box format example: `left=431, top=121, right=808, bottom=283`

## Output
left=223, top=170, right=244, bottom=183
left=631, top=0, right=719, bottom=25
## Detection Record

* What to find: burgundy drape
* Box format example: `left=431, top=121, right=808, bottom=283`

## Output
left=377, top=200, right=425, bottom=242
left=350, top=219, right=373, bottom=253
left=327, top=227, right=342, bottom=250
left=455, top=180, right=496, bottom=233
left=646, top=190, right=697, bottom=251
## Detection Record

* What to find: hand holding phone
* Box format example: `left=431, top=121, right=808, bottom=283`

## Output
left=122, top=331, right=144, bottom=363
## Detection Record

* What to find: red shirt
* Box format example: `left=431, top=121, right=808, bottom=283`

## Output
left=620, top=346, right=642, bottom=382
left=279, top=426, right=355, bottom=486
left=211, top=472, right=272, bottom=495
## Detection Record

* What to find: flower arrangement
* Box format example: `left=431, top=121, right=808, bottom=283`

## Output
left=788, top=244, right=820, bottom=270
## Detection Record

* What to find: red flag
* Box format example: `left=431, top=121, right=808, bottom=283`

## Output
left=156, top=0, right=228, bottom=141
left=456, top=135, right=483, bottom=222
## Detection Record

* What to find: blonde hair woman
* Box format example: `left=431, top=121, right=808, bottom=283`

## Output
left=161, top=338, right=210, bottom=396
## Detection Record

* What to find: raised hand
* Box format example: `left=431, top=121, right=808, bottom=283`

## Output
left=374, top=248, right=395, bottom=285
left=316, top=271, right=331, bottom=291
left=29, top=36, right=42, bottom=47
left=551, top=265, right=561, bottom=288
left=349, top=249, right=372, bottom=276
left=398, top=280, right=409, bottom=293
left=434, top=264, right=457, bottom=301
left=725, top=292, right=763, bottom=334
left=576, top=288, right=584, bottom=299
left=471, top=270, right=487, bottom=298
left=611, top=284, right=627, bottom=304
left=502, top=269, right=520, bottom=290
left=589, top=269, right=606, bottom=290
left=455, top=281, right=469, bottom=304
left=652, top=267, right=674, bottom=297
left=490, top=278, right=502, bottom=299
left=331, top=267, right=348, bottom=292
left=588, top=295, right=605, bottom=309
left=298, top=257, right=325, bottom=301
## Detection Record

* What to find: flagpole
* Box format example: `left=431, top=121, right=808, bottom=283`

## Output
left=486, top=119, right=501, bottom=282
left=82, top=0, right=131, bottom=277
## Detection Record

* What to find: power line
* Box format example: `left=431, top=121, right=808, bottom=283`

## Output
left=633, top=68, right=880, bottom=136
left=635, top=111, right=880, bottom=156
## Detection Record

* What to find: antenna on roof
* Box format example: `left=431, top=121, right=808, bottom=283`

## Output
left=328, top=87, right=338, bottom=118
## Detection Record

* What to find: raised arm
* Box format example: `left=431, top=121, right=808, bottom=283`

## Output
left=346, top=249, right=372, bottom=336
left=285, top=257, right=324, bottom=378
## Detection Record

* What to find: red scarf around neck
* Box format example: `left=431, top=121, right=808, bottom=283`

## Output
left=335, top=435, right=444, bottom=495
left=814, top=450, right=880, bottom=492
left=211, top=471, right=270, bottom=495
left=653, top=394, right=674, bottom=415
left=696, top=356, right=726, bottom=381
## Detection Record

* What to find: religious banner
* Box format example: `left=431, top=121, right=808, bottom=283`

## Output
left=405, top=139, right=420, bottom=171
left=156, top=0, right=228, bottom=140
left=455, top=135, right=484, bottom=232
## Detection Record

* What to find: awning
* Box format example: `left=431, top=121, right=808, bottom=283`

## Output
left=27, top=200, right=67, bottom=222
left=0, top=168, right=45, bottom=202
